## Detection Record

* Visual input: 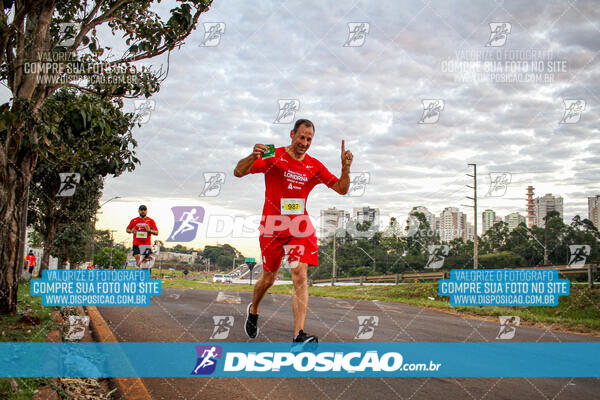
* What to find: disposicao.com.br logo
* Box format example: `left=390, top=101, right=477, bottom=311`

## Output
left=191, top=345, right=442, bottom=376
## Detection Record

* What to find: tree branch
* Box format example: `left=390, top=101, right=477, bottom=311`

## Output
left=106, top=5, right=206, bottom=67
left=83, top=0, right=105, bottom=25
left=62, top=82, right=105, bottom=96
left=70, top=0, right=131, bottom=51
left=0, top=0, right=30, bottom=67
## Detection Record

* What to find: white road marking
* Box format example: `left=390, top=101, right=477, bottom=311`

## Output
left=216, top=291, right=241, bottom=304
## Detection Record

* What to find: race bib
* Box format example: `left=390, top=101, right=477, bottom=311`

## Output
left=136, top=231, right=148, bottom=239
left=281, top=198, right=305, bottom=215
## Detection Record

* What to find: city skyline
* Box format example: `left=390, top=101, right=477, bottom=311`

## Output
left=89, top=189, right=599, bottom=259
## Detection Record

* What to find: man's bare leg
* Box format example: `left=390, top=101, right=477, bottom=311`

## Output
left=134, top=254, right=142, bottom=268
left=250, top=271, right=276, bottom=314
left=291, top=262, right=309, bottom=337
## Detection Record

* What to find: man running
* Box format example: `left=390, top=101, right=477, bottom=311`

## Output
left=234, top=119, right=352, bottom=345
left=25, top=250, right=36, bottom=275
left=126, top=205, right=159, bottom=268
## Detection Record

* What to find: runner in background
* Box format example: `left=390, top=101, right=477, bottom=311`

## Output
left=26, top=251, right=36, bottom=274
left=126, top=205, right=159, bottom=269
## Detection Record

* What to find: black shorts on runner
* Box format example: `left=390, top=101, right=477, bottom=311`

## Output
left=133, top=245, right=152, bottom=259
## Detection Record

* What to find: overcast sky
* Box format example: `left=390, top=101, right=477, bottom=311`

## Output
left=6, top=0, right=600, bottom=259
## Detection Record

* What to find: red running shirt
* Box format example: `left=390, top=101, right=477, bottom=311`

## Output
left=251, top=147, right=338, bottom=236
left=25, top=254, right=36, bottom=267
left=127, top=217, right=158, bottom=245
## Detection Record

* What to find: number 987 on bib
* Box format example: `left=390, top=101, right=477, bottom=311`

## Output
left=280, top=198, right=305, bottom=215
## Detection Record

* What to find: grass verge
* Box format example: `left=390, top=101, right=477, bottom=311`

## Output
left=162, top=279, right=600, bottom=335
left=0, top=281, right=64, bottom=399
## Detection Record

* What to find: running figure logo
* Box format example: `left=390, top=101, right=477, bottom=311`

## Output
left=58, top=22, right=78, bottom=47
left=486, top=172, right=512, bottom=197
left=568, top=245, right=591, bottom=267
left=418, top=100, right=444, bottom=124
left=381, top=215, right=405, bottom=238
left=56, top=173, right=81, bottom=197
left=282, top=245, right=305, bottom=269
left=344, top=219, right=377, bottom=240
left=199, top=172, right=226, bottom=197
left=134, top=99, right=155, bottom=124
left=167, top=206, right=205, bottom=242
left=560, top=99, right=586, bottom=124
left=274, top=100, right=300, bottom=124
left=191, top=345, right=222, bottom=375
left=404, top=215, right=421, bottom=238
left=354, top=316, right=379, bottom=340
left=496, top=316, right=520, bottom=340
left=199, top=22, right=225, bottom=47
left=485, top=22, right=511, bottom=47
left=344, top=23, right=370, bottom=47
left=346, top=172, right=370, bottom=197
left=210, top=316, right=234, bottom=340
left=425, top=245, right=449, bottom=269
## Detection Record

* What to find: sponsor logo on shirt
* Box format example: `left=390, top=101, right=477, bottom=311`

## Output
left=284, top=170, right=308, bottom=182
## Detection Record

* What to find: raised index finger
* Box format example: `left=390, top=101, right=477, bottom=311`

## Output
left=341, top=140, right=345, bottom=154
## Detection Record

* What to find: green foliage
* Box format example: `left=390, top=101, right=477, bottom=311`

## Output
left=93, top=246, right=126, bottom=269
left=27, top=89, right=139, bottom=269
left=161, top=244, right=195, bottom=254
left=201, top=244, right=245, bottom=270
left=477, top=251, right=527, bottom=268
left=480, top=221, right=510, bottom=253
left=312, top=214, right=600, bottom=280
left=52, top=223, right=94, bottom=266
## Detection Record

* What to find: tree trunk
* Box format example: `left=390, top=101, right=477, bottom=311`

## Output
left=38, top=218, right=57, bottom=277
left=0, top=149, right=37, bottom=314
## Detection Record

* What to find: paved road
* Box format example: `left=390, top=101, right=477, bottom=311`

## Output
left=98, top=288, right=600, bottom=400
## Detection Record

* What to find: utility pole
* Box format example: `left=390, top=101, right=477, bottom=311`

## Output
left=465, top=164, right=478, bottom=269
left=372, top=232, right=376, bottom=273
left=108, top=230, right=118, bottom=268
left=332, top=226, right=337, bottom=285
left=329, top=212, right=341, bottom=286
left=91, top=196, right=121, bottom=266
left=543, top=215, right=549, bottom=265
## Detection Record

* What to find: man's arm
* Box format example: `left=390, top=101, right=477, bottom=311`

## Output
left=150, top=220, right=158, bottom=236
left=330, top=140, right=353, bottom=195
left=331, top=166, right=350, bottom=195
left=234, top=144, right=268, bottom=177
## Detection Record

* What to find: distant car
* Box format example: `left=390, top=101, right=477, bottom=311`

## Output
left=213, top=274, right=232, bottom=283
left=168, top=268, right=175, bottom=271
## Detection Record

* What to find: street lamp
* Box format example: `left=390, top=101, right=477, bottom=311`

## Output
left=357, top=246, right=376, bottom=273
left=90, top=196, right=121, bottom=266
left=517, top=225, right=548, bottom=265
left=326, top=216, right=340, bottom=285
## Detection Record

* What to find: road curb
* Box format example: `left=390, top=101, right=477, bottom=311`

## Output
left=85, top=306, right=152, bottom=400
